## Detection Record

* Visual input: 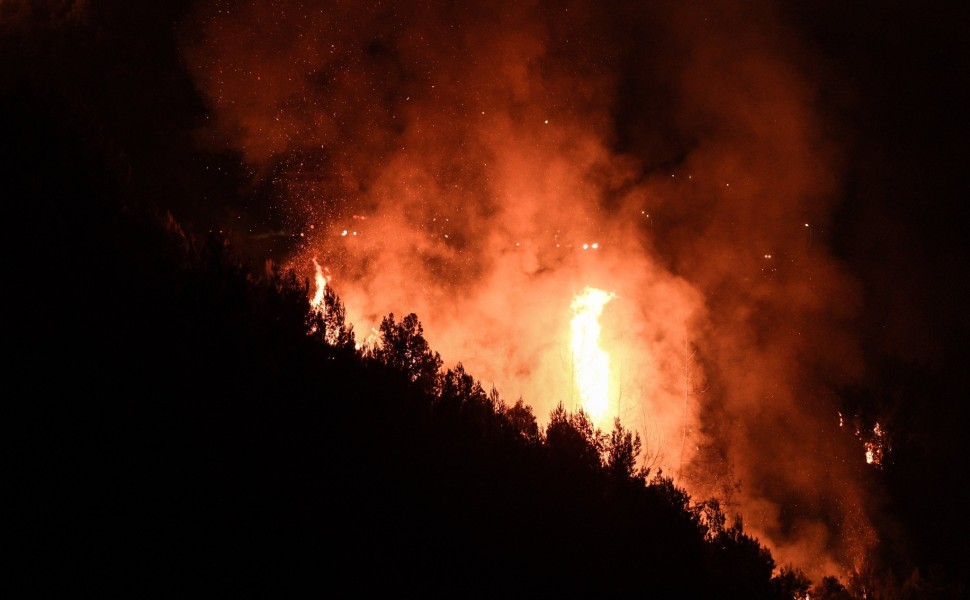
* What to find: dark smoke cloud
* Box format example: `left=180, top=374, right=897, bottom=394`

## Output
left=0, top=0, right=88, bottom=29
left=183, top=0, right=881, bottom=577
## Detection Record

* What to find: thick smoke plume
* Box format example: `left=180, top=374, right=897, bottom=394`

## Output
left=183, top=0, right=878, bottom=577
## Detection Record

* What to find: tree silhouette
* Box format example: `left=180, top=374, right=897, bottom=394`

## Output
left=502, top=398, right=541, bottom=445
left=696, top=497, right=728, bottom=542
left=440, top=362, right=487, bottom=409
left=545, top=403, right=604, bottom=473
left=604, top=417, right=643, bottom=480
left=372, top=312, right=442, bottom=394
left=772, top=565, right=812, bottom=599
left=811, top=576, right=853, bottom=600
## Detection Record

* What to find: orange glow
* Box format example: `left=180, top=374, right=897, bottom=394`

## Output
left=570, top=287, right=615, bottom=423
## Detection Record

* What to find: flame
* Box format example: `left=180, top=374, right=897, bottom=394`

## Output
left=311, top=257, right=328, bottom=311
left=864, top=422, right=887, bottom=467
left=570, top=287, right=615, bottom=422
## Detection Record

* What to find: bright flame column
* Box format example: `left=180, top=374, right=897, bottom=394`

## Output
left=311, top=258, right=328, bottom=311
left=570, top=287, right=615, bottom=421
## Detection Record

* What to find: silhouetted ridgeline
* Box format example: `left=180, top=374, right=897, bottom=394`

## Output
left=8, top=84, right=959, bottom=599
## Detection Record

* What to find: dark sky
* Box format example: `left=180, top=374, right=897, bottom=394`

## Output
left=4, top=0, right=969, bottom=584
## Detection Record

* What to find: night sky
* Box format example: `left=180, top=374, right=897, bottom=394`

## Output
left=5, top=0, right=969, bottom=589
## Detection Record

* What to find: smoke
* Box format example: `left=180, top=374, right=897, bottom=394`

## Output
left=183, top=0, right=878, bottom=578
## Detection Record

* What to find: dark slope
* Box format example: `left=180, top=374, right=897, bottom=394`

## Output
left=4, top=85, right=793, bottom=598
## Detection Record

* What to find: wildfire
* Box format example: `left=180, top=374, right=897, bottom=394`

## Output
left=570, top=287, right=615, bottom=422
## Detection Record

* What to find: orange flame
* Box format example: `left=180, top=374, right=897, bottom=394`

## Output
left=311, top=257, right=328, bottom=312
left=570, top=287, right=615, bottom=423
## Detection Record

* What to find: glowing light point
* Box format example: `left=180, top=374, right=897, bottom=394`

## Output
left=570, top=287, right=615, bottom=422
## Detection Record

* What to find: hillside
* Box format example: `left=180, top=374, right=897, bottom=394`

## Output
left=6, top=84, right=803, bottom=597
